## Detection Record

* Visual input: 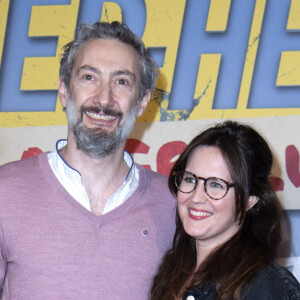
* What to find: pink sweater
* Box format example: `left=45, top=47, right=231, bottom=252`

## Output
left=0, top=153, right=176, bottom=299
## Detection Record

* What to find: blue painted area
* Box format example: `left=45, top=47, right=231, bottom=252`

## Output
left=0, top=0, right=299, bottom=112
left=77, top=0, right=146, bottom=38
left=249, top=0, right=300, bottom=108
left=168, top=0, right=255, bottom=110
left=0, top=0, right=70, bottom=112
left=0, top=0, right=148, bottom=112
left=285, top=210, right=300, bottom=257
left=148, top=48, right=166, bottom=68
left=168, top=0, right=300, bottom=110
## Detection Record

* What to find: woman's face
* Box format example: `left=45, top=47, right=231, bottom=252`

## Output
left=177, top=146, right=240, bottom=249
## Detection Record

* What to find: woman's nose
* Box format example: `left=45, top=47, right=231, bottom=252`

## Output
left=189, top=181, right=208, bottom=204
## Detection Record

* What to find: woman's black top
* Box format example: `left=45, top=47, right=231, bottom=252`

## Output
left=183, top=261, right=300, bottom=300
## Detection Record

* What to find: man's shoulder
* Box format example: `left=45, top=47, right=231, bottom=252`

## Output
left=0, top=153, right=47, bottom=180
left=136, top=164, right=168, bottom=181
left=136, top=164, right=170, bottom=190
left=136, top=164, right=175, bottom=204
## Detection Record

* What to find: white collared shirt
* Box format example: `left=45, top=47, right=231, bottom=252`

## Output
left=47, top=140, right=139, bottom=214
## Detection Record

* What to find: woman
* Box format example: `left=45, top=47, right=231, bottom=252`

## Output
left=151, top=121, right=300, bottom=300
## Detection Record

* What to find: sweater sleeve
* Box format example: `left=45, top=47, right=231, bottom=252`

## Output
left=0, top=223, right=7, bottom=288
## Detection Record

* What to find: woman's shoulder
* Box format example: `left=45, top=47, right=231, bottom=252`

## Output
left=182, top=262, right=300, bottom=300
left=244, top=261, right=300, bottom=300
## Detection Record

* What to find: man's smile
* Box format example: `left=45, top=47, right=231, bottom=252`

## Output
left=85, top=110, right=118, bottom=121
left=81, top=106, right=123, bottom=123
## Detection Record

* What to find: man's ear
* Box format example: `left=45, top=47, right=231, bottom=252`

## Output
left=137, top=89, right=151, bottom=118
left=247, top=195, right=259, bottom=211
left=58, top=77, right=67, bottom=108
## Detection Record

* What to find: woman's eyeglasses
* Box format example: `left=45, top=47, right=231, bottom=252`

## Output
left=173, top=171, right=235, bottom=200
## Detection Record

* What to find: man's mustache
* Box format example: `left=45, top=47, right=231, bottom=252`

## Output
left=79, top=106, right=123, bottom=121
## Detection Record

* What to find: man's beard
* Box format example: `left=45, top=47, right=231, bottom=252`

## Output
left=66, top=94, right=139, bottom=158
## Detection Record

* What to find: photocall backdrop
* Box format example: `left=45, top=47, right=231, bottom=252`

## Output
left=0, top=0, right=299, bottom=280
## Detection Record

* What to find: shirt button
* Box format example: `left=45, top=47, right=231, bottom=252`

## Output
left=187, top=296, right=195, bottom=300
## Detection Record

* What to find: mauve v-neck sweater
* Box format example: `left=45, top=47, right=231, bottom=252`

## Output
left=0, top=153, right=176, bottom=299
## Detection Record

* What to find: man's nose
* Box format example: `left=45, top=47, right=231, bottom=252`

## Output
left=95, top=82, right=114, bottom=107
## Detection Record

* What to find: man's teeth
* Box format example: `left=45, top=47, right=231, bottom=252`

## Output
left=189, top=209, right=212, bottom=217
left=86, top=111, right=117, bottom=121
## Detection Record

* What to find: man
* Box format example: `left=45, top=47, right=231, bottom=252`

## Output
left=0, top=22, right=175, bottom=299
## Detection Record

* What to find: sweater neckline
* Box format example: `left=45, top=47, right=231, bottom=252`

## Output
left=37, top=152, right=148, bottom=226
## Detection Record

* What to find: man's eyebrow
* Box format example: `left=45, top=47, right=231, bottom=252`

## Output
left=76, top=65, right=100, bottom=76
left=114, top=70, right=136, bottom=82
left=76, top=66, right=137, bottom=82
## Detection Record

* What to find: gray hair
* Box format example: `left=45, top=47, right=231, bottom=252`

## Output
left=59, top=21, right=159, bottom=101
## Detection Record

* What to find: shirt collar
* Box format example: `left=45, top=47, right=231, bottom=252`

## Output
left=55, top=139, right=134, bottom=180
left=48, top=139, right=138, bottom=214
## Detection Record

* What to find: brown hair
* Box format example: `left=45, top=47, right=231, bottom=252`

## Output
left=151, top=121, right=282, bottom=300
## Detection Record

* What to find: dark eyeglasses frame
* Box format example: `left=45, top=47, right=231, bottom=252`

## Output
left=173, top=171, right=235, bottom=200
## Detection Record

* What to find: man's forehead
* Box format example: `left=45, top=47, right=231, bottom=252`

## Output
left=77, top=38, right=138, bottom=63
left=71, top=38, right=140, bottom=76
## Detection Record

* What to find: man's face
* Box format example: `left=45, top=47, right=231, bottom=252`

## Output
left=59, top=38, right=150, bottom=158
